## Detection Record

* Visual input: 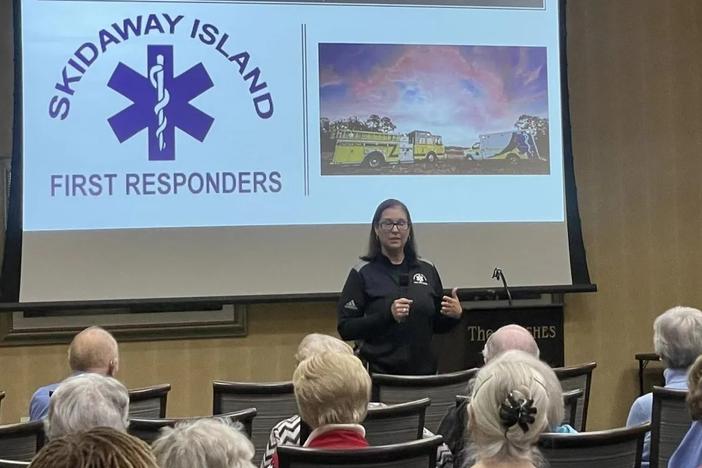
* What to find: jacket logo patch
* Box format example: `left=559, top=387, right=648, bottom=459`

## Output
left=344, top=300, right=358, bottom=310
left=413, top=273, right=428, bottom=285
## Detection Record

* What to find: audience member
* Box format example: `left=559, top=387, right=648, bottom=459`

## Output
left=262, top=334, right=354, bottom=468
left=152, top=418, right=255, bottom=468
left=438, top=324, right=570, bottom=468
left=30, top=326, right=119, bottom=421
left=482, top=325, right=540, bottom=363
left=45, top=372, right=129, bottom=439
left=262, top=333, right=452, bottom=468
left=467, top=350, right=554, bottom=468
left=668, top=353, right=702, bottom=467
left=626, top=305, right=702, bottom=468
left=271, top=351, right=371, bottom=468
left=28, top=427, right=158, bottom=468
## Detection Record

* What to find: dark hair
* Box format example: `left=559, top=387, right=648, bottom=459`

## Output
left=361, top=199, right=418, bottom=263
left=29, top=427, right=158, bottom=468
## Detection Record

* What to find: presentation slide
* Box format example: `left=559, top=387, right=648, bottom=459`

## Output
left=17, top=0, right=572, bottom=303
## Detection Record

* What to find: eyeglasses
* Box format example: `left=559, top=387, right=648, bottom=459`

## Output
left=378, top=220, right=409, bottom=231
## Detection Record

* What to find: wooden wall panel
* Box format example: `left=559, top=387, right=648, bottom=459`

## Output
left=0, top=303, right=338, bottom=423
left=565, top=0, right=702, bottom=429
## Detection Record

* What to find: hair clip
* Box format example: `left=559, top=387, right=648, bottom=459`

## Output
left=499, top=391, right=537, bottom=433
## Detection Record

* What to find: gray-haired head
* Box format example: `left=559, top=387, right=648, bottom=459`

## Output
left=653, top=306, right=702, bottom=369
left=482, top=324, right=540, bottom=363
left=468, top=350, right=554, bottom=465
left=152, top=418, right=255, bottom=468
left=68, top=326, right=119, bottom=376
left=295, top=333, right=353, bottom=363
left=46, top=373, right=129, bottom=439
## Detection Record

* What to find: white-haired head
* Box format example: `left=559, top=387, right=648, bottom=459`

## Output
left=482, top=324, right=540, bottom=363
left=46, top=373, right=129, bottom=439
left=468, top=350, right=555, bottom=465
left=294, top=333, right=353, bottom=364
left=653, top=306, right=702, bottom=369
left=293, top=352, right=371, bottom=429
left=152, top=418, right=255, bottom=468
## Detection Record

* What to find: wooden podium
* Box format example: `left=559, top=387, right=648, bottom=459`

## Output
left=432, top=303, right=564, bottom=372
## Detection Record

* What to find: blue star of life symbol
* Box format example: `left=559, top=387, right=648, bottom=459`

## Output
left=108, top=45, right=214, bottom=161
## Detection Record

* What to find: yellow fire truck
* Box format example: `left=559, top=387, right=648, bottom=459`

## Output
left=330, top=130, right=445, bottom=168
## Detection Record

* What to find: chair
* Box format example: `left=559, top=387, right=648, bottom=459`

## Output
left=372, top=368, right=477, bottom=433
left=562, top=388, right=584, bottom=428
left=128, top=408, right=257, bottom=444
left=0, top=420, right=45, bottom=462
left=212, top=380, right=296, bottom=465
left=0, top=460, right=30, bottom=467
left=650, top=387, right=690, bottom=468
left=539, top=423, right=649, bottom=468
left=277, top=434, right=443, bottom=468
left=363, top=398, right=430, bottom=445
left=128, top=383, right=171, bottom=418
left=553, top=362, right=596, bottom=431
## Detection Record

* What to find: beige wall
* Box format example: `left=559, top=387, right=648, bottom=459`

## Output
left=2, top=0, right=702, bottom=430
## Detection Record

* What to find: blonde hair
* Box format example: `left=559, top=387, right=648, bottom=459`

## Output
left=152, top=418, right=255, bottom=468
left=295, top=334, right=353, bottom=363
left=686, top=354, right=702, bottom=420
left=293, top=352, right=371, bottom=428
left=29, top=427, right=158, bottom=468
left=468, top=351, right=553, bottom=465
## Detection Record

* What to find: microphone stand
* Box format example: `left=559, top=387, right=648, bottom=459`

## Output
left=492, top=267, right=513, bottom=306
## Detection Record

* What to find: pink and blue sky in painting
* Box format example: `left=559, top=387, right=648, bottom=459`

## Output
left=319, top=44, right=548, bottom=146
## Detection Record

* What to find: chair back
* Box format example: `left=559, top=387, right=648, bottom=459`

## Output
left=562, top=388, right=584, bottom=428
left=363, top=398, right=430, bottom=445
left=0, top=460, right=30, bottom=468
left=128, top=384, right=171, bottom=418
left=277, top=435, right=443, bottom=468
left=0, top=421, right=45, bottom=462
left=128, top=408, right=257, bottom=444
left=372, top=369, right=476, bottom=433
left=213, top=380, right=296, bottom=466
left=650, top=387, right=690, bottom=468
left=539, top=423, right=649, bottom=468
left=553, top=362, right=596, bottom=431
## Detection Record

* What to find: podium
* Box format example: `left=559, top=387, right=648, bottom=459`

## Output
left=432, top=303, right=564, bottom=372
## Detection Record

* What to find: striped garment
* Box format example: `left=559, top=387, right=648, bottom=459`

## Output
left=261, top=414, right=454, bottom=468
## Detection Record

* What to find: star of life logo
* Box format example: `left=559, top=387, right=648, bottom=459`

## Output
left=107, top=45, right=214, bottom=161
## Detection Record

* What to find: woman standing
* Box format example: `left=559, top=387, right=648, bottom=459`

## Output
left=337, top=198, right=462, bottom=375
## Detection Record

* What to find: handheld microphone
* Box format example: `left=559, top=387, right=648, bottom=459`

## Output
left=492, top=267, right=513, bottom=306
left=397, top=273, right=410, bottom=322
left=399, top=273, right=409, bottom=297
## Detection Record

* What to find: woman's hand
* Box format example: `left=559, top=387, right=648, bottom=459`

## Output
left=391, top=298, right=413, bottom=323
left=441, top=288, right=463, bottom=319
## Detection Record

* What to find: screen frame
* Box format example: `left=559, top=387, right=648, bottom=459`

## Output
left=0, top=0, right=595, bottom=311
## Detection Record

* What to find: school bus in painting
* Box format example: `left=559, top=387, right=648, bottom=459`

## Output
left=330, top=129, right=445, bottom=168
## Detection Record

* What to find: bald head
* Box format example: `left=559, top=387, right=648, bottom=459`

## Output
left=68, top=327, right=119, bottom=376
left=482, top=324, right=539, bottom=363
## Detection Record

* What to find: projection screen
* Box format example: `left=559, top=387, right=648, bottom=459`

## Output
left=9, top=0, right=590, bottom=304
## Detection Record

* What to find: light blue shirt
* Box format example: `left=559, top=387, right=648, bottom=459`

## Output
left=626, top=367, right=688, bottom=468
left=29, top=371, right=86, bottom=421
left=29, top=382, right=61, bottom=421
left=669, top=420, right=702, bottom=468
